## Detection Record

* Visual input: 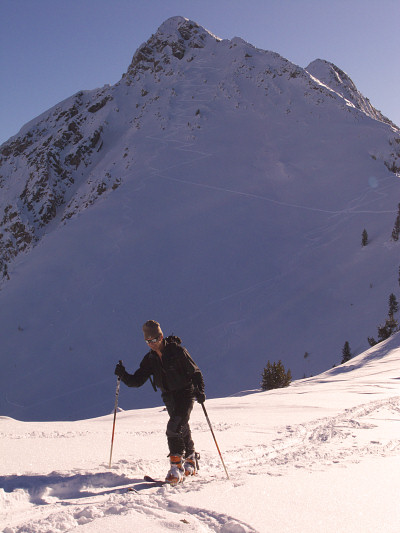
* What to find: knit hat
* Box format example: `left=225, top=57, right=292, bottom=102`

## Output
left=142, top=320, right=163, bottom=340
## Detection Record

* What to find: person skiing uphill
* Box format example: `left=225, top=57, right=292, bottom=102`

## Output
left=114, top=320, right=205, bottom=485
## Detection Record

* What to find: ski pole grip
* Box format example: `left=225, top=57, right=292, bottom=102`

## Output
left=115, top=360, right=123, bottom=379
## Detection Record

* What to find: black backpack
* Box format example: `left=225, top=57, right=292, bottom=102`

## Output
left=149, top=334, right=182, bottom=391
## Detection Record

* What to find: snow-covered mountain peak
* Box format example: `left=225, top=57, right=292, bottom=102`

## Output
left=307, top=59, right=355, bottom=89
left=306, top=58, right=397, bottom=128
left=125, top=16, right=220, bottom=79
left=230, top=36, right=249, bottom=46
left=155, top=15, right=219, bottom=42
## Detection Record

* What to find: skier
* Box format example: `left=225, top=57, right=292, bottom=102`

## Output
left=114, top=320, right=205, bottom=485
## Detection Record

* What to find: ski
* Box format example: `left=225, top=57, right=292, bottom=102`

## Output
left=127, top=474, right=196, bottom=492
left=144, top=475, right=171, bottom=485
left=144, top=475, right=163, bottom=483
left=144, top=475, right=187, bottom=486
left=126, top=476, right=168, bottom=491
left=126, top=476, right=168, bottom=492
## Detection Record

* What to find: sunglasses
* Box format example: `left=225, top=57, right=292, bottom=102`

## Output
left=146, top=336, right=160, bottom=344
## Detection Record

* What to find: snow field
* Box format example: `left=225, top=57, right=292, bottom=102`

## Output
left=1, top=335, right=400, bottom=532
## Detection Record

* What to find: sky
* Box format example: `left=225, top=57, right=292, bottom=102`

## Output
left=0, top=0, right=399, bottom=146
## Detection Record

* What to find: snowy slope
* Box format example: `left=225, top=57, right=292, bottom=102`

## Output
left=0, top=16, right=400, bottom=421
left=1, top=335, right=400, bottom=532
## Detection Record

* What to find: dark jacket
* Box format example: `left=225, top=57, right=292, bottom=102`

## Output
left=120, top=337, right=204, bottom=394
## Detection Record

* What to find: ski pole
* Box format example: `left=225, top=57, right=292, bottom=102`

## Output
left=200, top=402, right=230, bottom=480
left=108, top=363, right=122, bottom=468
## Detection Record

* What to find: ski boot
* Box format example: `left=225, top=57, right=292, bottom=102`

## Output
left=165, top=455, right=185, bottom=485
left=184, top=452, right=200, bottom=476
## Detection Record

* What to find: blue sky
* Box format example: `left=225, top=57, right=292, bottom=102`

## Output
left=1, top=0, right=399, bottom=145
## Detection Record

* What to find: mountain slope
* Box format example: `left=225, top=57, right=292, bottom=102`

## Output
left=0, top=16, right=400, bottom=420
left=1, top=334, right=400, bottom=532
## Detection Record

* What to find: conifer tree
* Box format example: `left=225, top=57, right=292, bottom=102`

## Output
left=377, top=315, right=398, bottom=342
left=368, top=294, right=399, bottom=346
left=341, top=341, right=352, bottom=364
left=391, top=203, right=400, bottom=241
left=367, top=336, right=377, bottom=347
left=361, top=229, right=368, bottom=247
left=388, top=293, right=399, bottom=316
left=261, top=360, right=292, bottom=391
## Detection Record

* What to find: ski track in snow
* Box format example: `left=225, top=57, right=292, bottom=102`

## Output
left=142, top=85, right=398, bottom=220
left=44, top=55, right=395, bottom=345
left=149, top=169, right=398, bottom=217
left=1, top=472, right=256, bottom=533
left=121, top=73, right=399, bottom=337
left=234, top=396, right=400, bottom=476
left=107, top=72, right=400, bottom=346
left=2, top=396, right=399, bottom=532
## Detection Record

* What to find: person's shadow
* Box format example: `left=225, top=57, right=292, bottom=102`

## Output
left=0, top=471, right=153, bottom=504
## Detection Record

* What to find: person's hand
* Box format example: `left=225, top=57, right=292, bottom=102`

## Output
left=195, top=389, right=206, bottom=404
left=114, top=360, right=126, bottom=378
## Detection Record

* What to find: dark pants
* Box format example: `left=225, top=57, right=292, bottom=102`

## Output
left=162, top=388, right=194, bottom=457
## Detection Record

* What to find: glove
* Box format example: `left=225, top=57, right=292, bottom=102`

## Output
left=195, top=389, right=206, bottom=404
left=114, top=360, right=126, bottom=378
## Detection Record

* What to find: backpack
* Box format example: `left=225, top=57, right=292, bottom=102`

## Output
left=148, top=334, right=182, bottom=391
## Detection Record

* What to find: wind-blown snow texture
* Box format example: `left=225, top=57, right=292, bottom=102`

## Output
left=0, top=16, right=399, bottom=421
left=1, top=335, right=400, bottom=532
